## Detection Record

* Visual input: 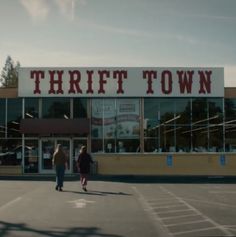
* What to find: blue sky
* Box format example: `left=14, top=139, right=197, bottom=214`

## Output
left=0, top=0, right=236, bottom=86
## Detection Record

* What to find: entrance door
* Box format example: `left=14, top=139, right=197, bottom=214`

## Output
left=40, top=138, right=71, bottom=173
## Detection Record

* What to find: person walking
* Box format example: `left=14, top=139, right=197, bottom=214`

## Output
left=52, top=144, right=68, bottom=191
left=77, top=146, right=93, bottom=192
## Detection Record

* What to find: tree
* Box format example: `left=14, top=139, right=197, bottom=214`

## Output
left=0, top=56, right=20, bottom=88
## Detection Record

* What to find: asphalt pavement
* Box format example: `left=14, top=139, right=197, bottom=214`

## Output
left=0, top=175, right=236, bottom=237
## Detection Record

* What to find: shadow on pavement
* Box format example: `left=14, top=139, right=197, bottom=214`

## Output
left=63, top=189, right=132, bottom=196
left=1, top=174, right=236, bottom=184
left=0, top=221, right=123, bottom=237
left=91, top=175, right=236, bottom=184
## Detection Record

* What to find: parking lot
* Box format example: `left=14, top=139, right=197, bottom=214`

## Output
left=0, top=176, right=236, bottom=237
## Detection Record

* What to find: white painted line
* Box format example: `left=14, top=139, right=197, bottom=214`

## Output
left=174, top=226, right=218, bottom=236
left=160, top=186, right=234, bottom=236
left=157, top=208, right=193, bottom=215
left=161, top=213, right=200, bottom=220
left=165, top=219, right=208, bottom=227
left=183, top=197, right=236, bottom=208
left=132, top=186, right=174, bottom=237
left=154, top=204, right=185, bottom=209
left=209, top=191, right=236, bottom=194
left=149, top=200, right=181, bottom=206
left=148, top=198, right=177, bottom=202
left=0, top=197, right=22, bottom=211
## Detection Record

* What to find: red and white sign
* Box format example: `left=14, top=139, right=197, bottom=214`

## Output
left=18, top=67, right=224, bottom=97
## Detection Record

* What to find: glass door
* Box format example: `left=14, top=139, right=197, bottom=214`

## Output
left=40, top=138, right=71, bottom=173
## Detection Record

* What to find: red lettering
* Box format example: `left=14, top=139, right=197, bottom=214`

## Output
left=68, top=70, right=82, bottom=94
left=98, top=70, right=110, bottom=94
left=48, top=70, right=64, bottom=94
left=30, top=70, right=45, bottom=94
left=161, top=70, right=172, bottom=94
left=198, top=71, right=212, bottom=94
left=113, top=70, right=127, bottom=94
left=86, top=70, right=94, bottom=94
left=177, top=71, right=194, bottom=94
left=143, top=70, right=157, bottom=94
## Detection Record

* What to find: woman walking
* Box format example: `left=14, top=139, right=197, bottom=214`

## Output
left=77, top=146, right=93, bottom=192
left=52, top=144, right=67, bottom=191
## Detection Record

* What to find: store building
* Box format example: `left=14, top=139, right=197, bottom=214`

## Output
left=0, top=67, right=236, bottom=176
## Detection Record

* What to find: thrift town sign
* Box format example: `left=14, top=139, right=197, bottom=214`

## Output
left=18, top=67, right=224, bottom=97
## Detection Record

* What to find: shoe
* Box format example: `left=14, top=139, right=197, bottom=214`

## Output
left=55, top=186, right=58, bottom=191
left=59, top=188, right=63, bottom=191
left=83, top=187, right=87, bottom=192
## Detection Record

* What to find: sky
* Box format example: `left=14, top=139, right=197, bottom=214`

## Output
left=0, top=0, right=236, bottom=87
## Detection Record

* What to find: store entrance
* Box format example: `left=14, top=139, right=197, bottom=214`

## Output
left=40, top=138, right=71, bottom=174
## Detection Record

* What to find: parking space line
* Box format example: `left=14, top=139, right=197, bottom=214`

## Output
left=209, top=191, right=236, bottom=194
left=183, top=197, right=236, bottom=208
left=149, top=200, right=182, bottom=206
left=160, top=186, right=234, bottom=236
left=156, top=208, right=193, bottom=215
left=132, top=186, right=174, bottom=237
left=161, top=213, right=200, bottom=220
left=174, top=226, right=218, bottom=236
left=154, top=204, right=186, bottom=209
left=0, top=197, right=22, bottom=211
left=164, top=219, right=208, bottom=227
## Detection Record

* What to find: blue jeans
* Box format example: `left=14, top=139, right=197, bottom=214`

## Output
left=55, top=165, right=65, bottom=188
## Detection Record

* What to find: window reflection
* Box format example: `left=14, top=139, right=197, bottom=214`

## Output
left=42, top=98, right=70, bottom=118
left=25, top=98, right=39, bottom=119
left=144, top=98, right=191, bottom=152
left=0, top=99, right=5, bottom=138
left=225, top=99, right=236, bottom=152
left=91, top=98, right=140, bottom=153
left=73, top=98, right=87, bottom=118
left=0, top=139, right=22, bottom=165
left=7, top=98, right=22, bottom=138
left=144, top=98, right=224, bottom=153
left=24, top=140, right=39, bottom=173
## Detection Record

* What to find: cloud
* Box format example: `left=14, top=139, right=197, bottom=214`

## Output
left=20, top=0, right=86, bottom=21
left=20, top=0, right=50, bottom=21
left=54, top=0, right=75, bottom=21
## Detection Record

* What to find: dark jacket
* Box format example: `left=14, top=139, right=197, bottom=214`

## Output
left=77, top=152, right=93, bottom=174
left=53, top=149, right=67, bottom=166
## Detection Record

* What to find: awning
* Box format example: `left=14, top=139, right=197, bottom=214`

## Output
left=20, top=118, right=90, bottom=135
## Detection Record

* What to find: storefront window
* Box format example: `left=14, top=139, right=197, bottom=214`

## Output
left=24, top=139, right=39, bottom=173
left=144, top=98, right=159, bottom=152
left=91, top=98, right=140, bottom=153
left=116, top=99, right=140, bottom=152
left=192, top=98, right=208, bottom=151
left=42, top=98, right=70, bottom=118
left=24, top=98, right=39, bottom=119
left=91, top=139, right=103, bottom=153
left=176, top=126, right=191, bottom=152
left=7, top=98, right=22, bottom=138
left=73, top=98, right=87, bottom=118
left=0, top=99, right=6, bottom=138
left=91, top=99, right=104, bottom=152
left=175, top=99, right=191, bottom=152
left=191, top=98, right=224, bottom=152
left=225, top=98, right=236, bottom=152
left=0, top=139, right=22, bottom=165
left=159, top=99, right=175, bottom=151
left=208, top=98, right=223, bottom=152
left=144, top=98, right=190, bottom=152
